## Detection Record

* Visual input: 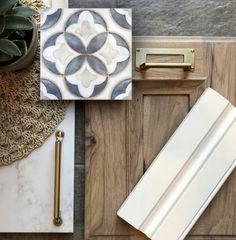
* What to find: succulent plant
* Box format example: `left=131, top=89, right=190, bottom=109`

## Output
left=0, top=0, right=36, bottom=63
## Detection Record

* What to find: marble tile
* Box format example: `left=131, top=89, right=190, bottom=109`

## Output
left=40, top=8, right=132, bottom=100
left=0, top=166, right=84, bottom=239
left=0, top=104, right=75, bottom=233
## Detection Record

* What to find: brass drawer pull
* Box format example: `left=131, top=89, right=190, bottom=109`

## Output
left=53, top=130, right=64, bottom=226
left=136, top=48, right=195, bottom=71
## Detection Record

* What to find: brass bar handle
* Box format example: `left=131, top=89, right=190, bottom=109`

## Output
left=139, top=62, right=192, bottom=70
left=136, top=48, right=195, bottom=71
left=53, top=130, right=64, bottom=226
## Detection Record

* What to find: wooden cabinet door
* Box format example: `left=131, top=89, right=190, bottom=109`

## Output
left=85, top=37, right=236, bottom=240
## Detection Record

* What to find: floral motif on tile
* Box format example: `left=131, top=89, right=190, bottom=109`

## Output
left=40, top=8, right=132, bottom=100
left=40, top=79, right=62, bottom=100
left=111, top=79, right=132, bottom=100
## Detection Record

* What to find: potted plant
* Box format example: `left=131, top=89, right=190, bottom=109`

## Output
left=0, top=0, right=38, bottom=72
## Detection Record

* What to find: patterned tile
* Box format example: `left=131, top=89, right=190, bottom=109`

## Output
left=40, top=8, right=132, bottom=100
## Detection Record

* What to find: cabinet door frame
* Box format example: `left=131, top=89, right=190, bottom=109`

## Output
left=86, top=79, right=207, bottom=239
left=85, top=37, right=236, bottom=240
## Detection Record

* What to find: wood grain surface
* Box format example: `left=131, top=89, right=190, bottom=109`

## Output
left=85, top=37, right=236, bottom=239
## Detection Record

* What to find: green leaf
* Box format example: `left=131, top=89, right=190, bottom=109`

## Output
left=13, top=40, right=27, bottom=55
left=5, top=15, right=33, bottom=30
left=10, top=6, right=37, bottom=17
left=0, top=50, right=13, bottom=62
left=0, top=15, right=5, bottom=34
left=0, top=29, right=15, bottom=38
left=0, top=39, right=22, bottom=56
left=0, top=0, right=18, bottom=14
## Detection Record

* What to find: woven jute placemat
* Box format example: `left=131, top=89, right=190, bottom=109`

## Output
left=0, top=0, right=68, bottom=166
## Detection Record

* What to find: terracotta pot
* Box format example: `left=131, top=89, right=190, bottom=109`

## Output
left=0, top=17, right=38, bottom=72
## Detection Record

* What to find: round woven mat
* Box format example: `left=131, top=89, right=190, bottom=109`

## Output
left=0, top=45, right=67, bottom=167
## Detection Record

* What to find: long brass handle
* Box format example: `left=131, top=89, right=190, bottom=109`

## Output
left=136, top=48, right=195, bottom=71
left=53, top=130, right=64, bottom=226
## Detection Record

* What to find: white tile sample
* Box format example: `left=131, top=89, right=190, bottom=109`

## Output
left=0, top=103, right=75, bottom=233
left=51, top=0, right=68, bottom=8
left=42, top=0, right=51, bottom=7
left=117, top=88, right=236, bottom=240
left=40, top=8, right=132, bottom=100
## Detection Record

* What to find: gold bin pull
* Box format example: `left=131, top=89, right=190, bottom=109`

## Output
left=53, top=130, right=64, bottom=226
left=136, top=48, right=195, bottom=71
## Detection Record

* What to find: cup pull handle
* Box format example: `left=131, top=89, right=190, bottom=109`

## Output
left=136, top=48, right=195, bottom=71
left=53, top=130, right=64, bottom=226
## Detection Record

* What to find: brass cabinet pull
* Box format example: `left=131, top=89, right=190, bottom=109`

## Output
left=136, top=48, right=195, bottom=71
left=53, top=131, right=64, bottom=226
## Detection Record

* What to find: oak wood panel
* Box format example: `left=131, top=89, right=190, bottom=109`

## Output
left=85, top=102, right=131, bottom=238
left=85, top=37, right=236, bottom=240
left=85, top=83, right=206, bottom=239
left=127, top=86, right=144, bottom=193
left=190, top=42, right=236, bottom=236
left=143, top=95, right=189, bottom=169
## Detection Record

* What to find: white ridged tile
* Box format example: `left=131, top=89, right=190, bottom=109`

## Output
left=118, top=88, right=236, bottom=240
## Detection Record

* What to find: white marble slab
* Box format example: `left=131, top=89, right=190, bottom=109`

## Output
left=51, top=0, right=68, bottom=8
left=0, top=103, right=74, bottom=232
left=43, top=0, right=68, bottom=8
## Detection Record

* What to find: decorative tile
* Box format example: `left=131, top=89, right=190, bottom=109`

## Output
left=41, top=79, right=62, bottom=99
left=40, top=8, right=132, bottom=100
left=111, top=79, right=132, bottom=100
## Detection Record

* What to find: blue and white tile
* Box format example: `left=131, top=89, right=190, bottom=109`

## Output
left=40, top=79, right=62, bottom=100
left=111, top=79, right=132, bottom=100
left=95, top=33, right=130, bottom=75
left=43, top=33, right=79, bottom=75
left=65, top=63, right=107, bottom=98
left=65, top=10, right=107, bottom=46
left=41, top=9, right=62, bottom=30
left=40, top=8, right=132, bottom=100
left=110, top=9, right=132, bottom=29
